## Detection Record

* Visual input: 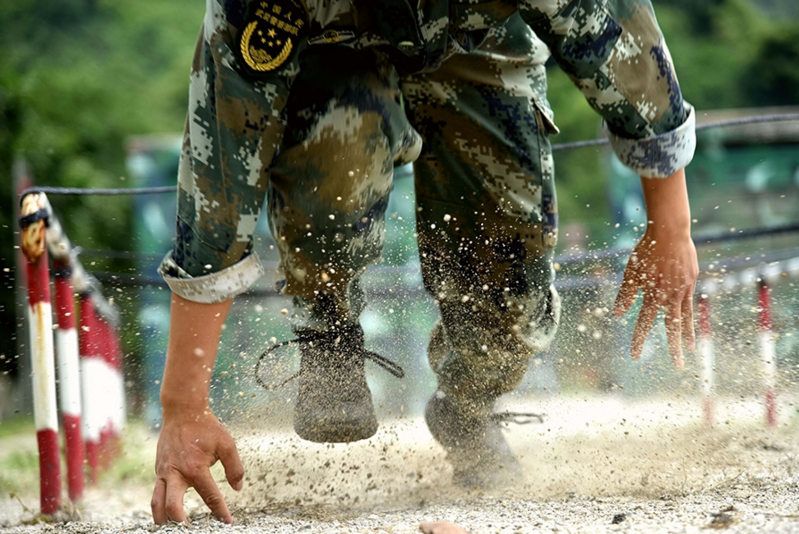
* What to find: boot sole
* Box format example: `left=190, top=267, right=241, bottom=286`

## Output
left=294, top=401, right=378, bottom=443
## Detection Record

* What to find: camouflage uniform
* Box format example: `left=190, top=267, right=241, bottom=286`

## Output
left=160, top=0, right=695, bottom=406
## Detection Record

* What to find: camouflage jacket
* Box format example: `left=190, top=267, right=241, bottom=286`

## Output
left=157, top=0, right=695, bottom=303
left=231, top=0, right=694, bottom=177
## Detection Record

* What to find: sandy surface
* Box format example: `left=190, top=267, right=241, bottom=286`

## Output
left=1, top=395, right=798, bottom=533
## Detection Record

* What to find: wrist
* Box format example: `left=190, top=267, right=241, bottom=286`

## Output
left=640, top=168, right=692, bottom=239
left=160, top=386, right=210, bottom=416
left=645, top=215, right=692, bottom=240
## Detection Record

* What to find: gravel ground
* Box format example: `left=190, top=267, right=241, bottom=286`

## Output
left=1, top=396, right=798, bottom=534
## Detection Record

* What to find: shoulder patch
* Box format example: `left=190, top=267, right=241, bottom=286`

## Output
left=237, top=0, right=309, bottom=76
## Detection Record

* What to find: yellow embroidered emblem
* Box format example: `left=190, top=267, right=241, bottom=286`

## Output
left=238, top=0, right=307, bottom=74
left=322, top=30, right=340, bottom=43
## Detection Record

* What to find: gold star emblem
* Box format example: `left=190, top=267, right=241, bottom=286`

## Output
left=268, top=29, right=276, bottom=37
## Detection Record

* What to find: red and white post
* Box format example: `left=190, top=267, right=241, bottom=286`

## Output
left=79, top=294, right=103, bottom=484
left=19, top=192, right=61, bottom=515
left=96, top=311, right=124, bottom=470
left=758, top=278, right=777, bottom=428
left=79, top=293, right=125, bottom=482
left=697, top=285, right=716, bottom=427
left=53, top=260, right=85, bottom=501
left=109, top=320, right=126, bottom=462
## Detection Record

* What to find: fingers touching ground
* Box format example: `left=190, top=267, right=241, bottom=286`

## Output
left=193, top=432, right=245, bottom=524
left=151, top=417, right=243, bottom=525
left=151, top=472, right=190, bottom=524
left=150, top=477, right=168, bottom=525
left=420, top=522, right=471, bottom=534
left=151, top=463, right=235, bottom=525
left=192, top=468, right=234, bottom=524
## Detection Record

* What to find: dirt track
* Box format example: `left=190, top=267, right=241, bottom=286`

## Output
left=1, top=396, right=798, bottom=533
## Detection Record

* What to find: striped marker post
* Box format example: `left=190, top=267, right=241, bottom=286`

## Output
left=97, top=313, right=124, bottom=470
left=108, top=321, right=125, bottom=464
left=19, top=192, right=61, bottom=515
left=697, top=289, right=715, bottom=427
left=79, top=293, right=125, bottom=482
left=79, top=294, right=103, bottom=484
left=53, top=260, right=85, bottom=501
left=758, top=278, right=777, bottom=428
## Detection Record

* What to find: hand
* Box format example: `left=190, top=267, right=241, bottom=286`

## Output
left=613, top=228, right=698, bottom=368
left=151, top=407, right=244, bottom=524
left=420, top=521, right=471, bottom=534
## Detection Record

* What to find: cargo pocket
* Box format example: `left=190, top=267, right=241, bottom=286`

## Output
left=533, top=99, right=560, bottom=136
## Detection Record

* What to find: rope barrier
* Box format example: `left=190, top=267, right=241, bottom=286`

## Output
left=551, top=112, right=799, bottom=152
left=694, top=222, right=799, bottom=246
left=695, top=113, right=799, bottom=131
left=552, top=222, right=799, bottom=266
left=91, top=246, right=799, bottom=296
left=75, top=247, right=165, bottom=262
left=16, top=112, right=799, bottom=198
left=21, top=185, right=178, bottom=196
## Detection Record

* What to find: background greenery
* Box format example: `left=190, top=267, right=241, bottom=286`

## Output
left=1, top=0, right=797, bottom=410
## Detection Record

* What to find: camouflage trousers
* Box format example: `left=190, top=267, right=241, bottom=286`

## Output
left=166, top=13, right=561, bottom=404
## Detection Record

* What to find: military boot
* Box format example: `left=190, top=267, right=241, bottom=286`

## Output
left=256, top=324, right=404, bottom=443
left=294, top=325, right=376, bottom=442
left=425, top=389, right=525, bottom=488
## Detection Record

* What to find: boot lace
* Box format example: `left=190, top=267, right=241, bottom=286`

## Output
left=255, top=324, right=404, bottom=390
left=492, top=411, right=545, bottom=425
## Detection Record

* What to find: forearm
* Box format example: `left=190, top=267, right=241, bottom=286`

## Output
left=160, top=293, right=233, bottom=417
left=640, top=168, right=692, bottom=239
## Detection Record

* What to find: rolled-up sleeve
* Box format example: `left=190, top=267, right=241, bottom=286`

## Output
left=605, top=101, right=694, bottom=177
left=158, top=250, right=265, bottom=304
left=520, top=0, right=695, bottom=177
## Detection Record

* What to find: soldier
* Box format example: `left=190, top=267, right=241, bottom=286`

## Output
left=151, top=0, right=699, bottom=524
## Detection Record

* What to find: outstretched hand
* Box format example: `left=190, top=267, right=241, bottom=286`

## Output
left=151, top=408, right=244, bottom=525
left=612, top=169, right=698, bottom=368
left=613, top=228, right=698, bottom=368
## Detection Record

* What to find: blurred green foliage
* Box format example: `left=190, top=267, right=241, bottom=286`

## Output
left=0, top=0, right=205, bottom=382
left=0, top=0, right=797, bottom=391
